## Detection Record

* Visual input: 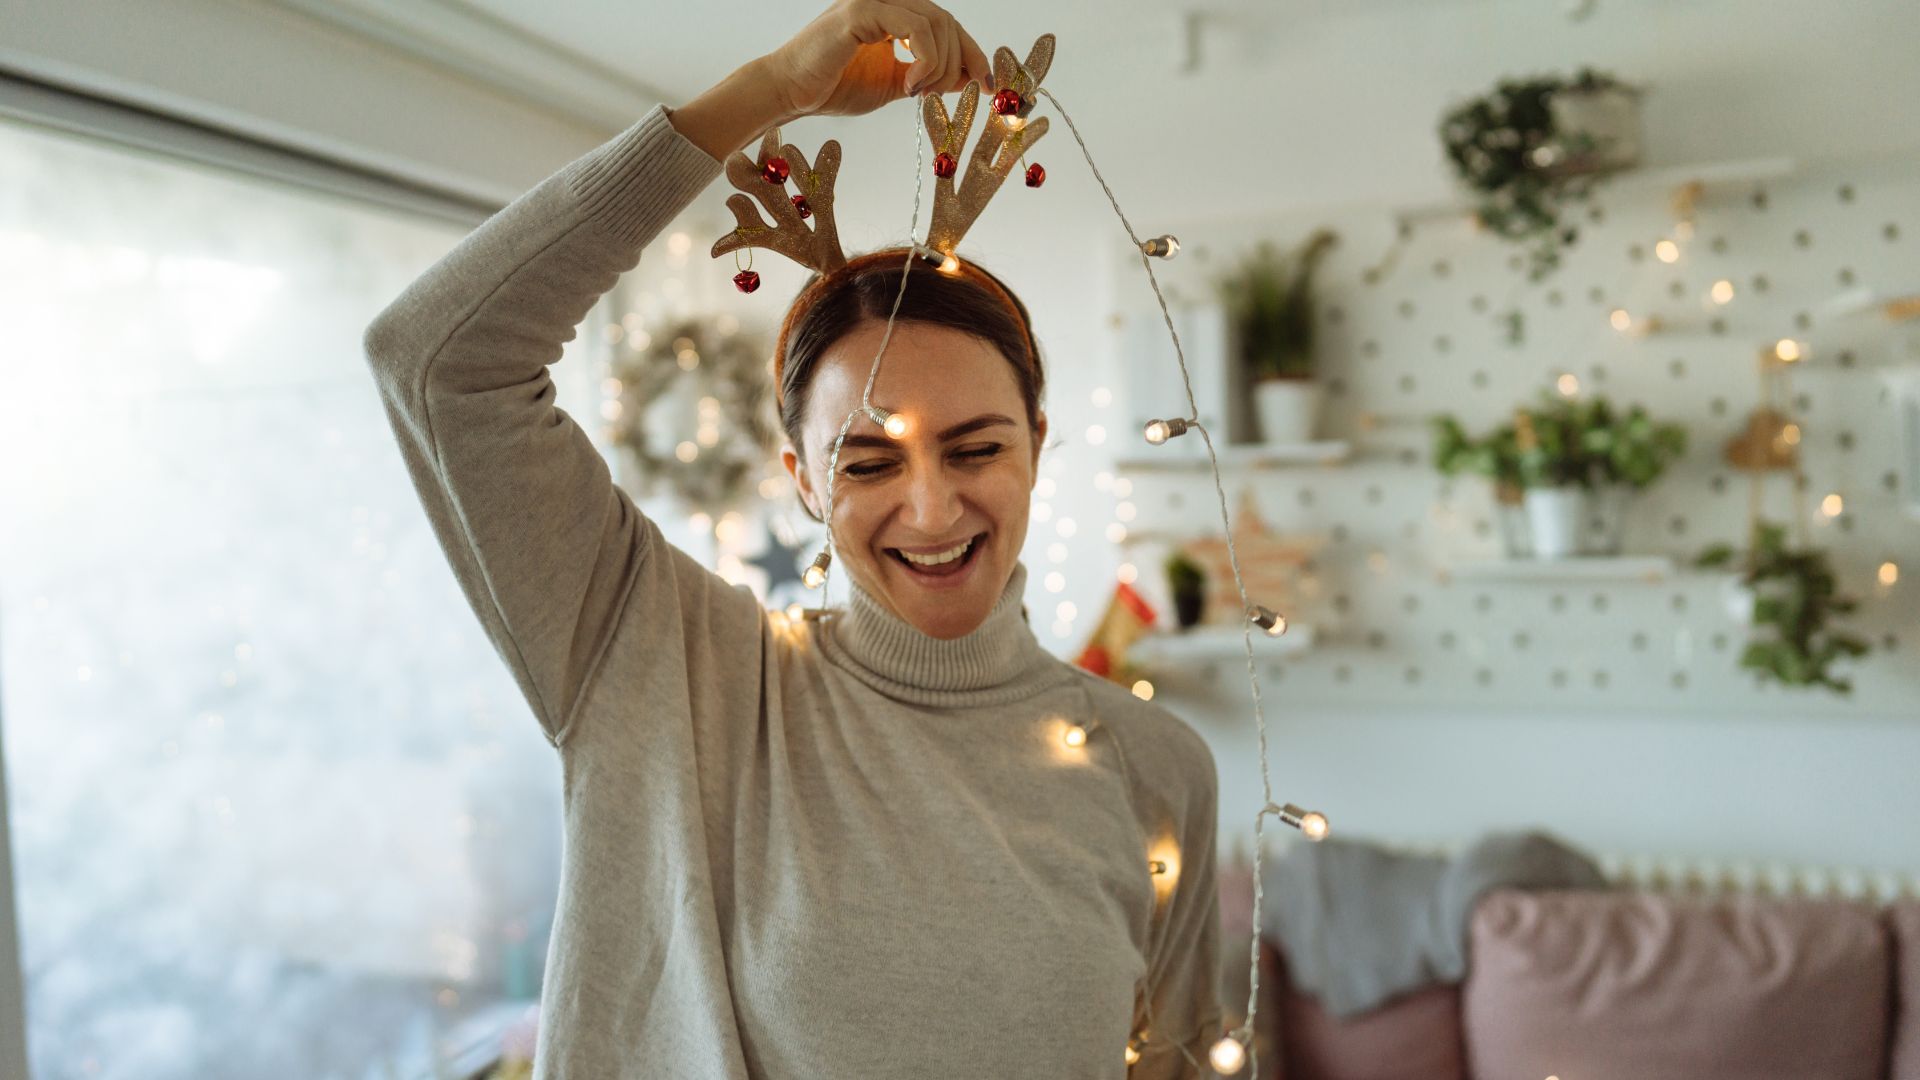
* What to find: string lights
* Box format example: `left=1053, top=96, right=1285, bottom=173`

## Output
left=714, top=35, right=1328, bottom=1074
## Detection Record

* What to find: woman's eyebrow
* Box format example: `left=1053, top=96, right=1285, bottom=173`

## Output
left=838, top=413, right=1016, bottom=449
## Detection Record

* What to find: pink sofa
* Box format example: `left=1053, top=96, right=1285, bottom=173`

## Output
left=1251, top=889, right=1920, bottom=1080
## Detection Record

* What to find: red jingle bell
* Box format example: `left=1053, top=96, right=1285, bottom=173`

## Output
left=791, top=194, right=811, bottom=219
left=933, top=151, right=957, bottom=179
left=761, top=156, right=790, bottom=185
left=733, top=270, right=761, bottom=293
left=991, top=88, right=1022, bottom=116
left=1025, top=162, right=1046, bottom=188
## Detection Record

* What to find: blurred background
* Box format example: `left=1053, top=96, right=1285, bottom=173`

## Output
left=2, top=1, right=1917, bottom=1077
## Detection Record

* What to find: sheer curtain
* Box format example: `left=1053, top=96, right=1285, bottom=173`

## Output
left=0, top=113, right=583, bottom=1078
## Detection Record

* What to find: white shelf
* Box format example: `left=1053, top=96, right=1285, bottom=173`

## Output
left=1445, top=555, right=1677, bottom=583
left=1128, top=624, right=1316, bottom=667
left=1114, top=440, right=1352, bottom=473
left=1396, top=155, right=1799, bottom=225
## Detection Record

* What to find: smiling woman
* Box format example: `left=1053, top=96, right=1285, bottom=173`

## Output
left=774, top=257, right=1049, bottom=640
left=361, top=0, right=1224, bottom=1075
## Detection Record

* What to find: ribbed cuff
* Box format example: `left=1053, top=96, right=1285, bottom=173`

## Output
left=560, top=103, right=724, bottom=248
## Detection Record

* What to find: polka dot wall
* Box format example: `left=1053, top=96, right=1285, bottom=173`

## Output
left=1088, top=153, right=1918, bottom=715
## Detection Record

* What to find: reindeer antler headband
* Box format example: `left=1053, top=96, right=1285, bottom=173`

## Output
left=702, top=36, right=1328, bottom=1072
left=711, top=35, right=1057, bottom=283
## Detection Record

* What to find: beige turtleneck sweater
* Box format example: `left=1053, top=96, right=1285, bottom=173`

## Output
left=362, top=102, right=1223, bottom=1079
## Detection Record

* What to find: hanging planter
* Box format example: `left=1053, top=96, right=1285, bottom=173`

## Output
left=1696, top=523, right=1873, bottom=694
left=1440, top=68, right=1643, bottom=281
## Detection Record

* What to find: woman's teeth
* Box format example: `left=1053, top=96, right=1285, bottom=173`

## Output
left=897, top=537, right=973, bottom=566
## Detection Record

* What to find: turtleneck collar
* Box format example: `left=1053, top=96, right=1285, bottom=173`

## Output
left=818, top=561, right=1067, bottom=707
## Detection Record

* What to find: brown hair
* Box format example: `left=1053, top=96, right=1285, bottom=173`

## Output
left=776, top=249, right=1046, bottom=497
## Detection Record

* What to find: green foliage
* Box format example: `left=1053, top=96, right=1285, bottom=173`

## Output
left=1432, top=415, right=1524, bottom=490
left=1431, top=392, right=1687, bottom=491
left=1216, top=230, right=1339, bottom=381
left=1439, top=68, right=1627, bottom=281
left=1695, top=523, right=1874, bottom=694
left=1165, top=552, right=1206, bottom=597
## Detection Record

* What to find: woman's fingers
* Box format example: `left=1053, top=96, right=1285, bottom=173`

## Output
left=884, top=0, right=992, bottom=94
left=935, top=18, right=963, bottom=94
left=956, top=25, right=995, bottom=93
left=852, top=2, right=936, bottom=92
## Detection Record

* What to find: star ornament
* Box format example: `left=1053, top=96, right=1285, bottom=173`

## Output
left=748, top=520, right=811, bottom=599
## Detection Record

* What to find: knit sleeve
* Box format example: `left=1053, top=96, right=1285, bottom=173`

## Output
left=1132, top=735, right=1227, bottom=1078
left=361, top=104, right=724, bottom=746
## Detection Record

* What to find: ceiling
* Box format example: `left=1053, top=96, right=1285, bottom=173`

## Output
left=387, top=0, right=1914, bottom=233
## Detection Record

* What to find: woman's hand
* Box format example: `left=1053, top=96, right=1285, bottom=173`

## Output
left=765, top=0, right=995, bottom=117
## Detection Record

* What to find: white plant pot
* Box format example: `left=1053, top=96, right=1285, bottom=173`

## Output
left=1253, top=379, right=1322, bottom=445
left=1524, top=487, right=1588, bottom=559
left=1546, top=85, right=1643, bottom=175
left=1722, top=578, right=1757, bottom=624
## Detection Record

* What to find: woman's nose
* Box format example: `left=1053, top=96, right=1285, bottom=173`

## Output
left=902, top=461, right=964, bottom=534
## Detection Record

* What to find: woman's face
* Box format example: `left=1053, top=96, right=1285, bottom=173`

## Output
left=781, top=318, right=1046, bottom=640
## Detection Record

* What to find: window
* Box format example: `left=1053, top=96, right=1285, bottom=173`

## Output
left=0, top=110, right=572, bottom=1078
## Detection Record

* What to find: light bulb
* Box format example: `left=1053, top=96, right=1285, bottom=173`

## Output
left=1557, top=373, right=1581, bottom=397
left=1209, top=1035, right=1247, bottom=1074
left=1880, top=561, right=1899, bottom=586
left=884, top=413, right=909, bottom=438
left=1143, top=417, right=1191, bottom=445
left=1002, top=114, right=1027, bottom=131
left=939, top=254, right=960, bottom=274
left=1301, top=811, right=1331, bottom=841
left=1275, top=802, right=1330, bottom=841
left=1140, top=235, right=1180, bottom=259
left=1249, top=605, right=1288, bottom=637
left=785, top=602, right=804, bottom=621
left=1774, top=338, right=1803, bottom=363
left=1130, top=679, right=1154, bottom=701
left=1711, top=279, right=1735, bottom=304
left=1148, top=859, right=1168, bottom=875
left=803, top=551, right=832, bottom=589
left=1062, top=724, right=1087, bottom=749
left=1609, top=308, right=1634, bottom=332
left=1654, top=239, right=1680, bottom=263
left=1124, top=1041, right=1142, bottom=1065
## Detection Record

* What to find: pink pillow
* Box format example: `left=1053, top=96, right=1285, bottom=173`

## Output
left=1891, top=901, right=1920, bottom=1080
left=1463, top=889, right=1890, bottom=1080
left=1259, top=939, right=1467, bottom=1080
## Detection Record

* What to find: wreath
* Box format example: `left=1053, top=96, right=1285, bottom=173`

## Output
left=605, top=316, right=781, bottom=513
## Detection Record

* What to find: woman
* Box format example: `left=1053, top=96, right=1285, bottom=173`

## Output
left=362, top=2, right=1223, bottom=1075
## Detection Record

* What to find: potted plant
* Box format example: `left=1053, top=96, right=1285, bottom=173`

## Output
left=1513, top=394, right=1687, bottom=558
left=1695, top=522, right=1873, bottom=694
left=1216, top=230, right=1339, bottom=445
left=1432, top=415, right=1531, bottom=557
left=1164, top=552, right=1207, bottom=630
left=1440, top=68, right=1642, bottom=281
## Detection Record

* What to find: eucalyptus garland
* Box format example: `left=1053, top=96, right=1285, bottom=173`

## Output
left=605, top=316, right=781, bottom=513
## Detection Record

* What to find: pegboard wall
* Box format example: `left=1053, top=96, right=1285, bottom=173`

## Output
left=1099, top=150, right=1920, bottom=716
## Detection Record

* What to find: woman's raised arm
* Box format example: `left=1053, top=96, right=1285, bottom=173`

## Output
left=361, top=106, right=722, bottom=746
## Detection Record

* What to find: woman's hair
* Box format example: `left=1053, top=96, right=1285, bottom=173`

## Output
left=777, top=250, right=1047, bottom=501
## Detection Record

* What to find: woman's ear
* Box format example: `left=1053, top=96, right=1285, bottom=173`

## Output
left=780, top=443, right=823, bottom=521
left=1029, top=410, right=1048, bottom=477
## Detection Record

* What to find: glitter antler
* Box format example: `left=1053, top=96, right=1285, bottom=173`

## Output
left=923, top=35, right=1055, bottom=255
left=711, top=128, right=847, bottom=274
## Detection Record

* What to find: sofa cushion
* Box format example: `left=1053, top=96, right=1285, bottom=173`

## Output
left=1260, top=939, right=1467, bottom=1080
left=1463, top=888, right=1890, bottom=1080
left=1891, top=901, right=1920, bottom=1080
